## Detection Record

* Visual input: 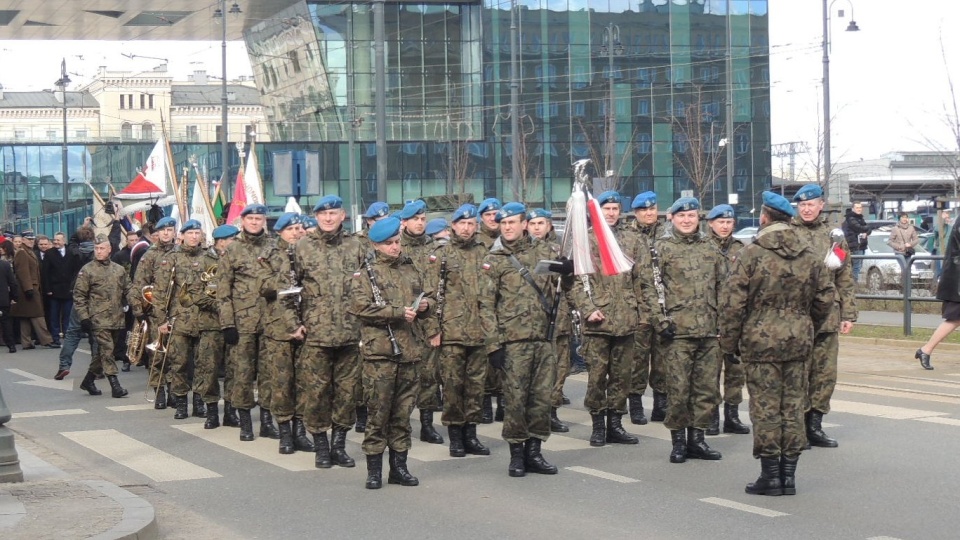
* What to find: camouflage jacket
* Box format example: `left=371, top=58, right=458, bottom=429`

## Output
left=478, top=224, right=499, bottom=250
left=647, top=228, right=724, bottom=338
left=261, top=237, right=303, bottom=341
left=173, top=247, right=220, bottom=336
left=569, top=226, right=639, bottom=337
left=295, top=227, right=363, bottom=347
left=217, top=230, right=271, bottom=333
left=166, top=244, right=217, bottom=337
left=74, top=258, right=130, bottom=330
left=631, top=219, right=663, bottom=244
left=542, top=232, right=574, bottom=338
left=401, top=228, right=433, bottom=271
left=349, top=250, right=438, bottom=363
left=720, top=222, right=834, bottom=363
left=129, top=240, right=176, bottom=320
left=628, top=221, right=662, bottom=326
left=791, top=216, right=858, bottom=333
left=479, top=233, right=558, bottom=353
left=427, top=232, right=487, bottom=346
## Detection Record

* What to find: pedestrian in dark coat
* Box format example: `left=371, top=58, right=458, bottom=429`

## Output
left=10, top=231, right=55, bottom=349
left=0, top=251, right=20, bottom=352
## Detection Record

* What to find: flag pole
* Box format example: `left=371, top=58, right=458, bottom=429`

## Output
left=159, top=112, right=186, bottom=220
left=190, top=157, right=217, bottom=224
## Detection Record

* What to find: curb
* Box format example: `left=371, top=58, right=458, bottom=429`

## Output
left=85, top=480, right=158, bottom=540
left=841, top=335, right=960, bottom=352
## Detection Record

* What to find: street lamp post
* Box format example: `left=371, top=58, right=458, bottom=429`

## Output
left=822, top=0, right=860, bottom=205
left=55, top=58, right=71, bottom=213
left=601, top=23, right=623, bottom=178
left=214, top=2, right=242, bottom=186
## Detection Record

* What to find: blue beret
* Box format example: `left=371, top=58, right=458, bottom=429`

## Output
left=526, top=208, right=552, bottom=220
left=240, top=204, right=268, bottom=216
left=212, top=224, right=240, bottom=240
left=425, top=218, right=448, bottom=236
left=706, top=204, right=735, bottom=221
left=399, top=200, right=427, bottom=220
left=496, top=202, right=526, bottom=222
left=478, top=198, right=502, bottom=215
left=597, top=191, right=622, bottom=206
left=793, top=184, right=823, bottom=202
left=451, top=204, right=478, bottom=222
left=302, top=216, right=318, bottom=229
left=762, top=191, right=796, bottom=217
left=273, top=212, right=302, bottom=232
left=363, top=201, right=390, bottom=219
left=668, top=197, right=700, bottom=215
left=156, top=217, right=177, bottom=229
left=179, top=219, right=202, bottom=233
left=313, top=195, right=343, bottom=212
left=369, top=216, right=402, bottom=243
left=631, top=191, right=657, bottom=209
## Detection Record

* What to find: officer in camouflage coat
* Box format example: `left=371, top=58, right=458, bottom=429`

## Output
left=477, top=198, right=505, bottom=423
left=721, top=192, right=834, bottom=496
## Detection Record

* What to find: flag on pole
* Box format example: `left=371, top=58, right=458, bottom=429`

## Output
left=212, top=184, right=226, bottom=222
left=284, top=197, right=303, bottom=215
left=225, top=165, right=247, bottom=226
left=244, top=147, right=265, bottom=205
left=190, top=174, right=216, bottom=244
left=117, top=136, right=169, bottom=198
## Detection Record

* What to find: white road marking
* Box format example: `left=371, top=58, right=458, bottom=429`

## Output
left=173, top=423, right=319, bottom=472
left=106, top=404, right=158, bottom=412
left=62, top=429, right=220, bottom=482
left=914, top=416, right=960, bottom=427
left=838, top=384, right=960, bottom=405
left=13, top=408, right=87, bottom=419
left=867, top=536, right=905, bottom=540
left=566, top=466, right=639, bottom=483
left=829, top=400, right=948, bottom=420
left=700, top=497, right=789, bottom=517
left=6, top=369, right=74, bottom=391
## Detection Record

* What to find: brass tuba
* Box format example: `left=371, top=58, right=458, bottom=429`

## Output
left=126, top=318, right=149, bottom=365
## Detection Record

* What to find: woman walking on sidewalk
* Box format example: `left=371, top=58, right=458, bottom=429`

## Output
left=917, top=216, right=960, bottom=370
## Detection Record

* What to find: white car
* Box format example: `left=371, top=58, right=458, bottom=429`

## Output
left=733, top=227, right=758, bottom=244
left=860, top=231, right=935, bottom=291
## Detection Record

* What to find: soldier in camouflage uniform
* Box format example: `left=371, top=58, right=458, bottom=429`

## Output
left=74, top=235, right=131, bottom=399
left=721, top=191, right=834, bottom=496
left=130, top=216, right=178, bottom=409
left=644, top=197, right=725, bottom=464
left=705, top=204, right=750, bottom=436
left=217, top=204, right=274, bottom=442
left=427, top=204, right=491, bottom=458
left=476, top=197, right=504, bottom=423
left=480, top=202, right=573, bottom=478
left=569, top=192, right=641, bottom=447
left=295, top=195, right=365, bottom=469
left=791, top=184, right=857, bottom=448
left=351, top=217, right=437, bottom=489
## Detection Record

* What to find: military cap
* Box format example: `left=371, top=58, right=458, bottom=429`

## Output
left=451, top=204, right=478, bottom=222
left=706, top=204, right=735, bottom=221
left=597, top=191, right=622, bottom=206
left=762, top=191, right=796, bottom=217
left=302, top=216, right=318, bottom=229
left=212, top=224, right=240, bottom=240
left=793, top=184, right=823, bottom=202
left=179, top=219, right=202, bottom=233
left=478, top=198, right=502, bottom=215
left=668, top=197, right=700, bottom=215
left=631, top=191, right=657, bottom=209
left=369, top=216, right=402, bottom=243
left=526, top=208, right=552, bottom=221
left=273, top=212, right=302, bottom=232
left=94, top=233, right=110, bottom=244
left=20, top=229, right=36, bottom=239
left=364, top=201, right=390, bottom=219
left=240, top=203, right=268, bottom=216
left=496, top=202, right=526, bottom=222
left=425, top=218, right=448, bottom=236
left=155, top=217, right=177, bottom=229
left=399, top=199, right=427, bottom=220
left=313, top=195, right=342, bottom=212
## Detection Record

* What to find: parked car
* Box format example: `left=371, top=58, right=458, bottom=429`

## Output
left=860, top=231, right=935, bottom=291
left=732, top=226, right=758, bottom=244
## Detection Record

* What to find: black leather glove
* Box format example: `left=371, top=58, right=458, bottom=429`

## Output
left=262, top=289, right=278, bottom=302
left=658, top=322, right=676, bottom=341
left=24, top=289, right=35, bottom=300
left=488, top=348, right=506, bottom=371
left=723, top=352, right=741, bottom=365
left=223, top=327, right=240, bottom=346
left=548, top=258, right=575, bottom=275
left=80, top=319, right=93, bottom=333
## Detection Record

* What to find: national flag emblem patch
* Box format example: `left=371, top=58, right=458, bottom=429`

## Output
left=482, top=263, right=491, bottom=271
left=429, top=255, right=437, bottom=263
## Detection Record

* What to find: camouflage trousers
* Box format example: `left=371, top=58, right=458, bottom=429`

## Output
left=362, top=360, right=419, bottom=455
left=167, top=333, right=198, bottom=397
left=807, top=332, right=838, bottom=414
left=438, top=344, right=486, bottom=426
left=662, top=337, right=721, bottom=431
left=417, top=343, right=442, bottom=411
left=550, top=333, right=572, bottom=408
left=484, top=354, right=503, bottom=396
left=630, top=323, right=667, bottom=397
left=721, top=354, right=746, bottom=404
left=583, top=333, right=634, bottom=415
left=146, top=316, right=170, bottom=388
left=502, top=341, right=556, bottom=444
left=196, top=330, right=225, bottom=404
left=745, top=360, right=807, bottom=458
left=227, top=333, right=261, bottom=410
left=260, top=336, right=300, bottom=423
left=298, top=344, right=360, bottom=433
left=88, top=329, right=121, bottom=377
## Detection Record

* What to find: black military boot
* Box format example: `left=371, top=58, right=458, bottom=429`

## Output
left=106, top=375, right=127, bottom=398
left=686, top=427, right=722, bottom=460
left=523, top=438, right=558, bottom=475
left=705, top=405, right=721, bottom=436
left=629, top=394, right=648, bottom=425
left=745, top=456, right=784, bottom=496
left=259, top=408, right=280, bottom=440
left=448, top=425, right=466, bottom=457
left=79, top=371, right=102, bottom=396
left=387, top=449, right=419, bottom=486
left=314, top=432, right=332, bottom=469
left=463, top=424, right=490, bottom=456
left=166, top=384, right=176, bottom=408
left=669, top=429, right=687, bottom=463
left=508, top=442, right=526, bottom=477
left=589, top=413, right=606, bottom=447
left=481, top=394, right=494, bottom=424
left=192, top=394, right=206, bottom=418
left=606, top=411, right=640, bottom=444
left=806, top=409, right=838, bottom=448
left=153, top=385, right=166, bottom=409
left=365, top=453, right=383, bottom=489
left=204, top=403, right=220, bottom=429
left=355, top=405, right=368, bottom=433
left=550, top=407, right=569, bottom=433
left=293, top=418, right=315, bottom=452
left=419, top=410, right=444, bottom=444
left=330, top=427, right=356, bottom=467
left=222, top=401, right=240, bottom=428
left=238, top=408, right=254, bottom=441
left=494, top=395, right=505, bottom=422
left=173, top=395, right=189, bottom=419
left=780, top=454, right=799, bottom=495
left=723, top=402, right=751, bottom=434
left=650, top=391, right=667, bottom=422
left=278, top=421, right=295, bottom=455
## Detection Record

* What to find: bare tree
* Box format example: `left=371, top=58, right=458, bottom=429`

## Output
left=443, top=140, right=475, bottom=194
left=915, top=30, right=960, bottom=195
left=500, top=112, right=545, bottom=204
left=670, top=86, right=728, bottom=206
left=574, top=118, right=651, bottom=194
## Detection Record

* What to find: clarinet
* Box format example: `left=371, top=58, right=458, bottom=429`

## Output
left=435, top=255, right=448, bottom=325
left=285, top=245, right=302, bottom=326
left=649, top=242, right=673, bottom=328
left=364, top=253, right=402, bottom=357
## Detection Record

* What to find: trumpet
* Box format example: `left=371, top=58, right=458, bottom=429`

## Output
left=140, top=285, right=155, bottom=313
left=201, top=264, right=217, bottom=298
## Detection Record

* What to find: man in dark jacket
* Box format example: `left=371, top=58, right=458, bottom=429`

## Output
left=42, top=232, right=74, bottom=346
left=842, top=202, right=870, bottom=282
left=0, top=256, right=19, bottom=352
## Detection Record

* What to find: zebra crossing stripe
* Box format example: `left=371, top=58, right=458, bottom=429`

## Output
left=700, top=497, right=788, bottom=517
left=566, top=466, right=639, bottom=483
left=62, top=429, right=220, bottom=482
left=173, top=424, right=318, bottom=472
left=13, top=409, right=87, bottom=419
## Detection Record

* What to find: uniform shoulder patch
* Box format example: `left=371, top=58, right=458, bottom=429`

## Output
left=429, top=254, right=437, bottom=263
left=482, top=262, right=491, bottom=271
left=353, top=270, right=361, bottom=278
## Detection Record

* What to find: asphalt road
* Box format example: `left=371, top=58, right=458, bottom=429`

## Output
left=3, top=339, right=960, bottom=540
